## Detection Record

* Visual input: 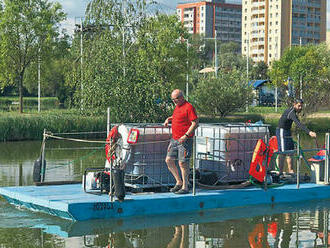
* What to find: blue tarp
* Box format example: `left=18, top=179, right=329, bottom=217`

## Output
left=248, top=80, right=269, bottom=89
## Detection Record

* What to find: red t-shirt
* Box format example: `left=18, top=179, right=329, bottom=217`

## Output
left=172, top=101, right=198, bottom=140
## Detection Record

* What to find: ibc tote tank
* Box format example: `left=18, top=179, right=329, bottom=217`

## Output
left=195, top=123, right=269, bottom=183
left=111, top=124, right=175, bottom=189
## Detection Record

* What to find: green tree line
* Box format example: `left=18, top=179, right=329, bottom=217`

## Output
left=1, top=0, right=329, bottom=121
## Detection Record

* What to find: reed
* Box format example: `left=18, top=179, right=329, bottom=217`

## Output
left=0, top=110, right=107, bottom=141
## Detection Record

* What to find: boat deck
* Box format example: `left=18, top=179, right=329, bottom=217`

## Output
left=0, top=183, right=329, bottom=221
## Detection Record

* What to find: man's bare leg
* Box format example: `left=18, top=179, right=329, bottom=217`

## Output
left=286, top=156, right=294, bottom=173
left=178, top=161, right=189, bottom=190
left=166, top=157, right=182, bottom=186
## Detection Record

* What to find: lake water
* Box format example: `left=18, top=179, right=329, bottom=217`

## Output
left=0, top=133, right=329, bottom=247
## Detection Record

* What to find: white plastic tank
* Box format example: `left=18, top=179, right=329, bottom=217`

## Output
left=110, top=124, right=175, bottom=188
left=195, top=123, right=269, bottom=183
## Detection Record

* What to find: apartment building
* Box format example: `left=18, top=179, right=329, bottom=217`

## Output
left=176, top=0, right=242, bottom=44
left=242, top=0, right=327, bottom=65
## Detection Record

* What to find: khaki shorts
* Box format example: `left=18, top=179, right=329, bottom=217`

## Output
left=166, top=138, right=193, bottom=163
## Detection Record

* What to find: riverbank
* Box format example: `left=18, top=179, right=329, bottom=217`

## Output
left=0, top=109, right=329, bottom=141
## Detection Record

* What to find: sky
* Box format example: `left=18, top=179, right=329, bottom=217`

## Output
left=52, top=0, right=330, bottom=36
left=51, top=0, right=177, bottom=35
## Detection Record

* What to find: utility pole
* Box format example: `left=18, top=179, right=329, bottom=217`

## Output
left=299, top=37, right=302, bottom=99
left=186, top=39, right=189, bottom=99
left=80, top=17, right=84, bottom=109
left=122, top=0, right=126, bottom=78
left=214, top=30, right=218, bottom=78
left=246, top=34, right=249, bottom=112
left=204, top=31, right=219, bottom=78
left=246, top=33, right=249, bottom=83
left=275, top=42, right=278, bottom=112
left=38, top=47, right=41, bottom=112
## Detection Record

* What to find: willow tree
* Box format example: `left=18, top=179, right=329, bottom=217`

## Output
left=0, top=0, right=65, bottom=113
left=68, top=0, right=193, bottom=122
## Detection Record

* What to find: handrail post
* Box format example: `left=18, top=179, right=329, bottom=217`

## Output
left=41, top=129, right=46, bottom=183
left=192, top=136, right=196, bottom=196
left=107, top=107, right=110, bottom=134
left=296, top=134, right=300, bottom=189
left=325, top=133, right=330, bottom=185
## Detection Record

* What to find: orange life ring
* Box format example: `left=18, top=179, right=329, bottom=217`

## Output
left=105, top=126, right=119, bottom=162
left=249, top=139, right=267, bottom=182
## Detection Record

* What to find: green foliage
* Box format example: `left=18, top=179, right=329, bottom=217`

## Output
left=0, top=97, right=59, bottom=111
left=66, top=0, right=193, bottom=122
left=191, top=69, right=253, bottom=117
left=23, top=35, right=72, bottom=102
left=0, top=110, right=106, bottom=141
left=250, top=61, right=269, bottom=80
left=0, top=0, right=66, bottom=112
left=269, top=44, right=330, bottom=112
left=218, top=42, right=247, bottom=71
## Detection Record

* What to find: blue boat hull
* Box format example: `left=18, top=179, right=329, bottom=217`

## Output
left=0, top=183, right=329, bottom=221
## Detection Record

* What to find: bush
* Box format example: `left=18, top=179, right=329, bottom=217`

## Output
left=191, top=69, right=253, bottom=117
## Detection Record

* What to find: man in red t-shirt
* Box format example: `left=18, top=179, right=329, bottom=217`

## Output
left=164, top=89, right=198, bottom=194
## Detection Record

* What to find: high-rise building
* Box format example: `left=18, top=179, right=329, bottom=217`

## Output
left=242, top=0, right=327, bottom=65
left=176, top=0, right=242, bottom=44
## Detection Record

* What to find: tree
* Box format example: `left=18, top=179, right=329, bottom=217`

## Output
left=191, top=69, right=253, bottom=117
left=250, top=61, right=268, bottom=80
left=0, top=0, right=65, bottom=113
left=23, top=34, right=71, bottom=104
left=269, top=44, right=330, bottom=111
left=67, top=0, right=195, bottom=122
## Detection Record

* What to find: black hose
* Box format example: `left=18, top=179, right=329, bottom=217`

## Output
left=195, top=180, right=252, bottom=190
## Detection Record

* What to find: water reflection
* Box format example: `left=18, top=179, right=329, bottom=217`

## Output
left=100, top=210, right=329, bottom=248
left=0, top=197, right=329, bottom=247
left=0, top=140, right=105, bottom=186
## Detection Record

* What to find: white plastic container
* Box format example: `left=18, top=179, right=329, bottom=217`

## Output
left=195, top=123, right=269, bottom=183
left=111, top=124, right=174, bottom=188
left=311, top=162, right=324, bottom=184
left=82, top=172, right=100, bottom=190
